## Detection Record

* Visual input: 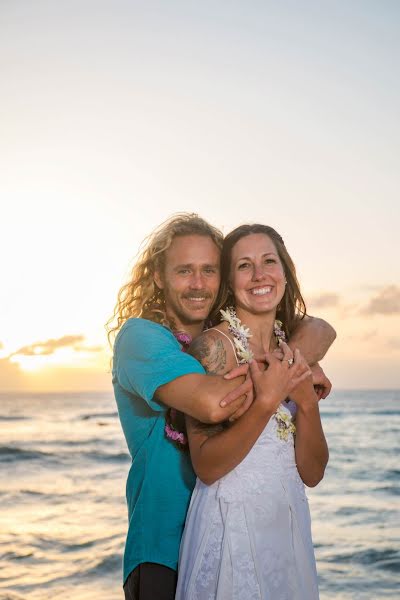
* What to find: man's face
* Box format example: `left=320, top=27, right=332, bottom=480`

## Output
left=154, top=234, right=220, bottom=330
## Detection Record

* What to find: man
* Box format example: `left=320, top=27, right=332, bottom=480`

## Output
left=109, top=213, right=335, bottom=600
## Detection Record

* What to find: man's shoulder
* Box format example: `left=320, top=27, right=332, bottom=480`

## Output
left=115, top=318, right=178, bottom=356
left=119, top=317, right=171, bottom=337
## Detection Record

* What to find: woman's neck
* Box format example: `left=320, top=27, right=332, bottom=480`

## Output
left=235, top=307, right=277, bottom=354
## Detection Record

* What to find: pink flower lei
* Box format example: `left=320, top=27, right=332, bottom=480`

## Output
left=164, top=330, right=193, bottom=447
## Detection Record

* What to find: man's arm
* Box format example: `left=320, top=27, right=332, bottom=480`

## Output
left=288, top=315, right=336, bottom=364
left=156, top=331, right=250, bottom=423
left=155, top=371, right=252, bottom=424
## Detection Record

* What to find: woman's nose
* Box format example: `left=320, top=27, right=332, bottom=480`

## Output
left=252, top=264, right=266, bottom=281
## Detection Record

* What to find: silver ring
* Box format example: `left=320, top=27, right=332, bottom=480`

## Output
left=283, top=357, right=294, bottom=366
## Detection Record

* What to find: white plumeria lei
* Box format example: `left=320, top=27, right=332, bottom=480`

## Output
left=220, top=306, right=296, bottom=442
left=220, top=307, right=254, bottom=364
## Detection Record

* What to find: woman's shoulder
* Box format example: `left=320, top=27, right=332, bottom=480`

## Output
left=188, top=325, right=237, bottom=374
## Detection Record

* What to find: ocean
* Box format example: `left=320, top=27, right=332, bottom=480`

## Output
left=0, top=390, right=399, bottom=599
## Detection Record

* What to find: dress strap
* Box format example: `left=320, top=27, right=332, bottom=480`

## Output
left=212, top=328, right=240, bottom=366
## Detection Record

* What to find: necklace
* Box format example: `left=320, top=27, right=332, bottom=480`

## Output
left=220, top=306, right=296, bottom=441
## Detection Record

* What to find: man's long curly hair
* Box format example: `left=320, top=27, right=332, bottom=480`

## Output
left=106, top=213, right=224, bottom=343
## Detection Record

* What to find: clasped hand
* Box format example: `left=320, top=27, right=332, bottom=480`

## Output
left=221, top=343, right=331, bottom=421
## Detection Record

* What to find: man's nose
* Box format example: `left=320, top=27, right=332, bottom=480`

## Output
left=189, top=271, right=205, bottom=288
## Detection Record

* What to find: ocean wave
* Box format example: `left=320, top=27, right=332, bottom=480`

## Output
left=83, top=552, right=123, bottom=577
left=0, top=445, right=129, bottom=465
left=0, top=446, right=52, bottom=462
left=18, top=489, right=73, bottom=499
left=385, top=469, right=400, bottom=480
left=374, top=485, right=400, bottom=496
left=80, top=412, right=118, bottom=420
left=38, top=438, right=109, bottom=447
left=1, top=551, right=34, bottom=561
left=85, top=450, right=130, bottom=463
left=328, top=548, right=400, bottom=572
left=320, top=411, right=344, bottom=418
left=370, top=409, right=400, bottom=416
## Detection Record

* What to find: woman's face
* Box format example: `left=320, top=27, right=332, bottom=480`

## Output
left=229, top=233, right=286, bottom=315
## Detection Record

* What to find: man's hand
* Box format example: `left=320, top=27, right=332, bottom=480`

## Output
left=220, top=363, right=254, bottom=420
left=311, top=363, right=332, bottom=400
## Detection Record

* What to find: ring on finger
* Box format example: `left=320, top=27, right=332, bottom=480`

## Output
left=282, top=357, right=294, bottom=366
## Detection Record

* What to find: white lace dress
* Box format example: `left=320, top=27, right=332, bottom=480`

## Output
left=175, top=402, right=320, bottom=599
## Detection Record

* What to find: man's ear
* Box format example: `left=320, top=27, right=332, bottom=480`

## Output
left=154, top=270, right=164, bottom=290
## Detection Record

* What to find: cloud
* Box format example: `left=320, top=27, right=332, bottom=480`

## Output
left=361, top=285, right=400, bottom=316
left=73, top=344, right=104, bottom=353
left=10, top=335, right=85, bottom=357
left=308, top=293, right=340, bottom=309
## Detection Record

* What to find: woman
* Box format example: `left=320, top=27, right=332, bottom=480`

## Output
left=175, top=224, right=329, bottom=599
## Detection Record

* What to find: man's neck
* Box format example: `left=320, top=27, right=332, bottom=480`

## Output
left=165, top=312, right=205, bottom=339
left=183, top=322, right=205, bottom=339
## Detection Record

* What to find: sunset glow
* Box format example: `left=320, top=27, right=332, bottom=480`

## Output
left=1, top=1, right=399, bottom=392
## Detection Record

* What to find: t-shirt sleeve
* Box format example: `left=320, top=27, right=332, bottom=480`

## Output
left=114, top=319, right=205, bottom=411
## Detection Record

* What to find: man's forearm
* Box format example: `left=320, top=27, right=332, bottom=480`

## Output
left=288, top=316, right=336, bottom=364
left=156, top=372, right=250, bottom=424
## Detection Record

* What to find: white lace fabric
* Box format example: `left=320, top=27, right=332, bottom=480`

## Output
left=176, top=403, right=319, bottom=600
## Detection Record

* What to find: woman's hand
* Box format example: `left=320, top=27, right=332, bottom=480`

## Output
left=287, top=350, right=319, bottom=408
left=249, top=342, right=312, bottom=414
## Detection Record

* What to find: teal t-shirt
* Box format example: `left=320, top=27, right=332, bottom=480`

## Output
left=112, top=318, right=205, bottom=584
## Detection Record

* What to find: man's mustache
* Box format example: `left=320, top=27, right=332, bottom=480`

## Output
left=182, top=292, right=213, bottom=299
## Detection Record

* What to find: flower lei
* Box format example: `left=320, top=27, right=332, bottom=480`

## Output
left=220, top=306, right=296, bottom=442
left=164, top=330, right=192, bottom=447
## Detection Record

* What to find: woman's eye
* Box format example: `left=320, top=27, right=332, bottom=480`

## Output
left=265, top=258, right=276, bottom=264
left=238, top=262, right=250, bottom=270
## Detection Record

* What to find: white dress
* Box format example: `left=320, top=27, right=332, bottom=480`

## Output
left=175, top=337, right=320, bottom=599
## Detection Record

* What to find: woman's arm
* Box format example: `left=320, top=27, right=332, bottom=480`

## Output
left=289, top=358, right=329, bottom=486
left=186, top=399, right=275, bottom=485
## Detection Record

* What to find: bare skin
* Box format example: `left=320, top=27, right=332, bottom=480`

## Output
left=186, top=332, right=315, bottom=484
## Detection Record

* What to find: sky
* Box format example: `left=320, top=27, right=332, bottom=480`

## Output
left=1, top=0, right=399, bottom=391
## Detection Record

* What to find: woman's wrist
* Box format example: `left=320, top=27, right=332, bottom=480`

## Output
left=295, top=393, right=319, bottom=415
left=255, top=391, right=281, bottom=416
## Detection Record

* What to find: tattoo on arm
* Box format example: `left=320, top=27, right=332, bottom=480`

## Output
left=189, top=334, right=227, bottom=375
left=188, top=332, right=231, bottom=436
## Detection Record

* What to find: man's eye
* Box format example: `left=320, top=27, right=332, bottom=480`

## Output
left=204, top=268, right=217, bottom=274
left=178, top=269, right=190, bottom=274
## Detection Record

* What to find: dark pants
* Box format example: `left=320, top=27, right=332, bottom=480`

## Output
left=124, top=563, right=178, bottom=600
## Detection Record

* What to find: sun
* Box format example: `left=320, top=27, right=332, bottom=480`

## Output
left=9, top=348, right=80, bottom=373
